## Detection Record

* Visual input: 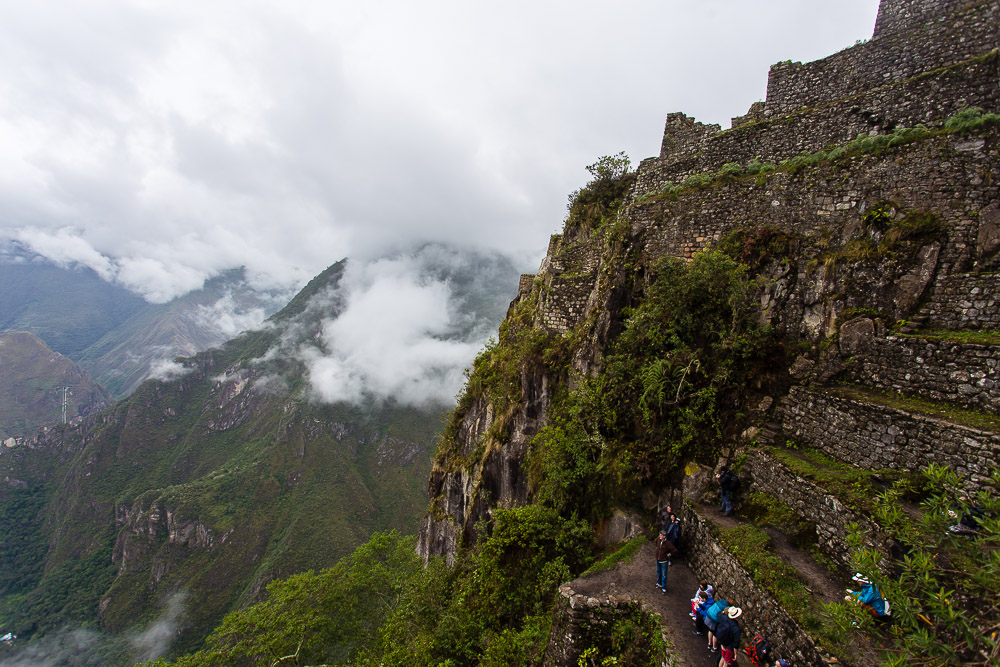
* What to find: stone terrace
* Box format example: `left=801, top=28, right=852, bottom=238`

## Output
left=780, top=386, right=999, bottom=491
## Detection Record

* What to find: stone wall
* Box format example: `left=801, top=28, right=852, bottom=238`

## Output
left=544, top=587, right=678, bottom=667
left=634, top=53, right=1000, bottom=196
left=845, top=335, right=1000, bottom=413
left=634, top=128, right=996, bottom=269
left=781, top=386, right=1000, bottom=490
left=923, top=272, right=1000, bottom=330
left=681, top=508, right=830, bottom=666
left=766, top=0, right=996, bottom=117
left=629, top=129, right=999, bottom=340
left=743, top=450, right=896, bottom=570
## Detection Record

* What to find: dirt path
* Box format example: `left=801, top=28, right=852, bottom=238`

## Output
left=709, top=509, right=843, bottom=604
left=569, top=541, right=735, bottom=666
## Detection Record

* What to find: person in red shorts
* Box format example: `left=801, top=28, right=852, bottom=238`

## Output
left=715, top=606, right=743, bottom=667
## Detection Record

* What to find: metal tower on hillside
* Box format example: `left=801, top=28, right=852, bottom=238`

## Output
left=61, top=387, right=68, bottom=424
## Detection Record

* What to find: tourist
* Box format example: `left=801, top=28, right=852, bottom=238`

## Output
left=716, top=466, right=740, bottom=516
left=693, top=588, right=714, bottom=636
left=690, top=583, right=712, bottom=618
left=846, top=573, right=890, bottom=621
left=666, top=512, right=682, bottom=550
left=715, top=606, right=743, bottom=667
left=704, top=596, right=729, bottom=652
left=654, top=529, right=678, bottom=593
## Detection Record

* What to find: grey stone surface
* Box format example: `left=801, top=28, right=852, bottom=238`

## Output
left=781, top=386, right=1000, bottom=491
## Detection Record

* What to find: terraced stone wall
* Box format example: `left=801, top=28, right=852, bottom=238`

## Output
left=681, top=508, right=828, bottom=666
left=766, top=0, right=996, bottom=117
left=742, top=450, right=896, bottom=570
left=631, top=130, right=998, bottom=308
left=635, top=54, right=1000, bottom=196
left=845, top=335, right=1000, bottom=412
left=923, top=272, right=1000, bottom=329
left=539, top=275, right=595, bottom=333
left=781, top=386, right=999, bottom=490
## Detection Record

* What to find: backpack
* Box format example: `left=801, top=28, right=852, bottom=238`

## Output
left=706, top=599, right=728, bottom=623
left=743, top=634, right=771, bottom=666
left=730, top=473, right=742, bottom=493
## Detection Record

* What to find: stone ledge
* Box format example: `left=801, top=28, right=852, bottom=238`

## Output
left=543, top=586, right=680, bottom=666
left=781, top=386, right=999, bottom=491
left=743, top=449, right=897, bottom=571
left=681, top=507, right=834, bottom=666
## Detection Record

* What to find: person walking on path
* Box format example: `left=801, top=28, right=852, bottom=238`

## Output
left=716, top=466, right=739, bottom=516
left=655, top=529, right=679, bottom=594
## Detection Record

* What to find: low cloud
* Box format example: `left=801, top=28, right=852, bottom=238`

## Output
left=128, top=592, right=187, bottom=663
left=148, top=359, right=192, bottom=382
left=298, top=246, right=516, bottom=408
left=194, top=293, right=270, bottom=341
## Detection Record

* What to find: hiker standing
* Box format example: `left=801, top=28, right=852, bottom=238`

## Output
left=715, top=606, right=743, bottom=667
left=716, top=467, right=739, bottom=516
left=654, top=529, right=678, bottom=594
left=665, top=512, right=682, bottom=550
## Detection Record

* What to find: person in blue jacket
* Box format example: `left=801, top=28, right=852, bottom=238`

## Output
left=846, top=573, right=888, bottom=619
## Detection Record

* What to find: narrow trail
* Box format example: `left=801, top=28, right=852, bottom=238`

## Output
left=708, top=508, right=843, bottom=604
left=569, top=541, right=738, bottom=666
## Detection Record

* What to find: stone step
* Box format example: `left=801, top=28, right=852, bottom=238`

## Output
left=842, top=333, right=1000, bottom=414
left=780, top=385, right=999, bottom=491
left=682, top=506, right=858, bottom=666
left=740, top=448, right=897, bottom=572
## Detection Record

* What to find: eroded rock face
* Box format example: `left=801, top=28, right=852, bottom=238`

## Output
left=840, top=317, right=875, bottom=356
left=113, top=499, right=212, bottom=577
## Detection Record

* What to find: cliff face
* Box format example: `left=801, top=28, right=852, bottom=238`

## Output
left=419, top=0, right=999, bottom=558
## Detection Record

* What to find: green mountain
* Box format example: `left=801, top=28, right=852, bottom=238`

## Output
left=148, top=1, right=999, bottom=665
left=0, top=249, right=520, bottom=663
left=0, top=331, right=111, bottom=440
left=76, top=270, right=289, bottom=398
left=0, top=251, right=147, bottom=359
left=0, top=246, right=288, bottom=400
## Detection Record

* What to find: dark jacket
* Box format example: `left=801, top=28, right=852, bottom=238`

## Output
left=719, top=470, right=739, bottom=493
left=716, top=616, right=742, bottom=649
left=665, top=521, right=681, bottom=548
left=655, top=535, right=678, bottom=562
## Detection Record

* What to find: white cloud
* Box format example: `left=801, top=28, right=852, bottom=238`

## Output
left=148, top=359, right=192, bottom=382
left=194, top=293, right=269, bottom=340
left=301, top=248, right=510, bottom=407
left=14, top=227, right=115, bottom=280
left=0, top=0, right=882, bottom=303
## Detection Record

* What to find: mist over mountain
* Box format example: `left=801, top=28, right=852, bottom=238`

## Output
left=0, top=243, right=520, bottom=663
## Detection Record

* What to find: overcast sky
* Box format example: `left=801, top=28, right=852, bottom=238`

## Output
left=0, top=0, right=881, bottom=303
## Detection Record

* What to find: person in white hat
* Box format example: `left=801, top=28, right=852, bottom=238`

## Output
left=716, top=606, right=743, bottom=667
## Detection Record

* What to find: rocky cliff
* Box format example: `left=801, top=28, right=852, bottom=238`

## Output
left=418, top=0, right=1000, bottom=663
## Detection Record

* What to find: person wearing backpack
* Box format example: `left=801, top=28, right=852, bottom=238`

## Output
left=704, top=597, right=728, bottom=652
left=665, top=512, right=682, bottom=551
left=715, top=606, right=743, bottom=667
left=716, top=466, right=740, bottom=516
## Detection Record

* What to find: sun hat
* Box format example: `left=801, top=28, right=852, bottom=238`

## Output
left=852, top=572, right=871, bottom=585
left=727, top=607, right=743, bottom=619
